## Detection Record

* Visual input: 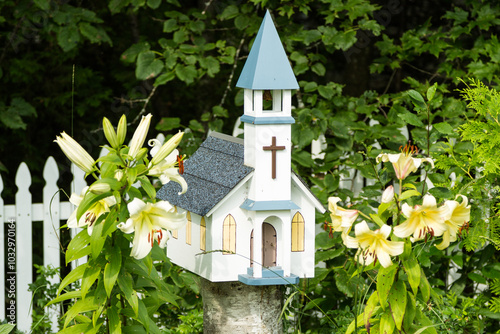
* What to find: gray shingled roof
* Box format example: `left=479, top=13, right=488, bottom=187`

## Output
left=156, top=132, right=254, bottom=216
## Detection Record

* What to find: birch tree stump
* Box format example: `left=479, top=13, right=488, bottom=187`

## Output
left=200, top=278, right=283, bottom=334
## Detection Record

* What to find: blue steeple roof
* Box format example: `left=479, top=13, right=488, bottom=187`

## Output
left=236, top=11, right=299, bottom=90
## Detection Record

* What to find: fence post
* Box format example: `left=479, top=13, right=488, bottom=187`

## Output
left=43, top=157, right=61, bottom=332
left=15, top=163, right=33, bottom=332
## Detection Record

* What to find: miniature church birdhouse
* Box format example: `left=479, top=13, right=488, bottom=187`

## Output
left=157, top=11, right=325, bottom=285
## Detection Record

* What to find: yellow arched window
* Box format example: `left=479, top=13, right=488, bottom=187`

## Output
left=291, top=212, right=304, bottom=252
left=223, top=214, right=236, bottom=254
left=186, top=212, right=192, bottom=245
left=200, top=217, right=206, bottom=251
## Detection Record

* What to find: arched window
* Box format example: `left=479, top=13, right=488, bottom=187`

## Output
left=200, top=217, right=206, bottom=251
left=223, top=214, right=236, bottom=255
left=186, top=212, right=192, bottom=245
left=291, top=212, right=304, bottom=252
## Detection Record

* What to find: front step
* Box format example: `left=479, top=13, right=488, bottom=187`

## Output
left=238, top=266, right=299, bottom=286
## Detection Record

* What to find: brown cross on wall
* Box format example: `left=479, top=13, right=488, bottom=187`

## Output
left=263, top=136, right=285, bottom=179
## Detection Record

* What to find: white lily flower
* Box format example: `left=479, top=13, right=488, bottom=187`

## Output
left=148, top=144, right=187, bottom=194
left=345, top=221, right=404, bottom=268
left=394, top=194, right=449, bottom=242
left=436, top=195, right=471, bottom=250
left=376, top=144, right=434, bottom=180
left=128, top=113, right=152, bottom=159
left=54, top=132, right=96, bottom=174
left=117, top=198, right=187, bottom=259
left=328, top=197, right=358, bottom=237
left=67, top=187, right=116, bottom=235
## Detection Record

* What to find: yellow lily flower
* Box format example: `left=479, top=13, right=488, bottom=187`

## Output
left=344, top=221, right=404, bottom=268
left=128, top=113, right=152, bottom=159
left=381, top=185, right=395, bottom=203
left=328, top=197, right=359, bottom=237
left=435, top=195, right=471, bottom=250
left=117, top=198, right=187, bottom=259
left=376, top=144, right=434, bottom=180
left=67, top=187, right=116, bottom=235
left=394, top=194, right=449, bottom=242
left=54, top=132, right=96, bottom=174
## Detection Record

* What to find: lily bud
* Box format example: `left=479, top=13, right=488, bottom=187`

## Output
left=128, top=113, right=152, bottom=159
left=54, top=132, right=96, bottom=174
left=381, top=185, right=395, bottom=203
left=103, top=117, right=119, bottom=149
left=89, top=182, right=111, bottom=194
left=116, top=114, right=127, bottom=147
left=150, top=131, right=184, bottom=165
left=114, top=169, right=124, bottom=182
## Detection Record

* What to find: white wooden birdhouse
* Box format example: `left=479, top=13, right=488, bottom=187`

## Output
left=157, top=10, right=325, bottom=285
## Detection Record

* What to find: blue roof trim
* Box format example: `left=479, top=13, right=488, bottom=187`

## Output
left=240, top=199, right=300, bottom=211
left=236, top=11, right=299, bottom=90
left=238, top=267, right=299, bottom=286
left=240, top=115, right=295, bottom=125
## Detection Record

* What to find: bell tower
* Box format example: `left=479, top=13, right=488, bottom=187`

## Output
left=236, top=10, right=299, bottom=204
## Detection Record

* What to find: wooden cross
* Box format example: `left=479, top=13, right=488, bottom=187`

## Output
left=263, top=136, right=285, bottom=179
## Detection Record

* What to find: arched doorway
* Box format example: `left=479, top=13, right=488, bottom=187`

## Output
left=262, top=223, right=277, bottom=267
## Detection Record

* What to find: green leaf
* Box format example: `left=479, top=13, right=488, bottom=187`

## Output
left=433, top=122, right=454, bottom=135
left=79, top=22, right=111, bottom=45
left=189, top=119, right=204, bottom=133
left=138, top=176, right=156, bottom=199
left=370, top=213, right=385, bottom=227
left=65, top=229, right=91, bottom=264
left=147, top=0, right=161, bottom=9
left=212, top=105, right=228, bottom=118
left=379, top=309, right=396, bottom=334
left=419, top=269, right=431, bottom=302
left=63, top=297, right=98, bottom=329
left=117, top=271, right=139, bottom=316
left=403, top=255, right=421, bottom=295
left=108, top=307, right=122, bottom=334
left=403, top=291, right=417, bottom=331
left=47, top=290, right=82, bottom=307
left=400, top=189, right=421, bottom=201
left=0, top=324, right=15, bottom=334
left=81, top=262, right=101, bottom=300
left=426, top=83, right=437, bottom=102
left=90, top=217, right=107, bottom=259
left=76, top=191, right=114, bottom=222
left=468, top=272, right=487, bottom=284
left=136, top=51, right=164, bottom=80
left=156, top=117, right=181, bottom=131
left=398, top=112, right=424, bottom=127
left=377, top=264, right=397, bottom=310
left=121, top=42, right=150, bottom=63
left=154, top=71, right=175, bottom=86
left=315, top=248, right=343, bottom=263
left=33, top=0, right=50, bottom=10
left=408, top=90, right=426, bottom=110
left=388, top=280, right=407, bottom=330
left=428, top=187, right=452, bottom=199
left=104, top=246, right=122, bottom=297
left=364, top=291, right=379, bottom=327
left=57, top=25, right=81, bottom=52
left=175, top=64, right=197, bottom=84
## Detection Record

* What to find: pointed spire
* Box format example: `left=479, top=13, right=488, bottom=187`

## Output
left=236, top=10, right=299, bottom=90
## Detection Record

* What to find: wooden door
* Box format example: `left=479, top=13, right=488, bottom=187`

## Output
left=262, top=223, right=277, bottom=267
